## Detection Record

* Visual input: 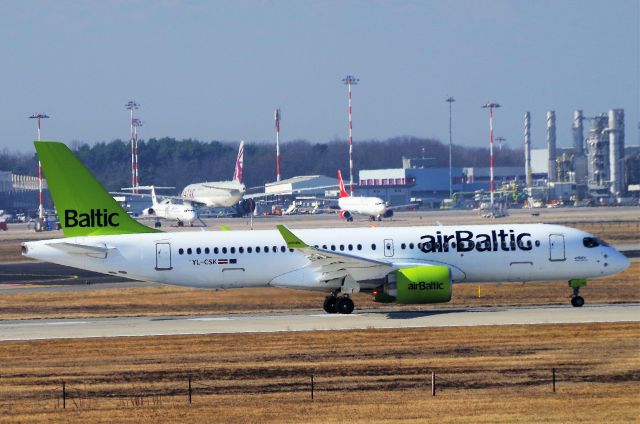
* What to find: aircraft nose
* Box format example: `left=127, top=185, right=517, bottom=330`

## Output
left=609, top=249, right=630, bottom=274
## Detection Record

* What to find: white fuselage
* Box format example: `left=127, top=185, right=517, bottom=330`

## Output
left=181, top=181, right=245, bottom=208
left=142, top=200, right=197, bottom=225
left=23, top=224, right=628, bottom=292
left=338, top=196, right=387, bottom=218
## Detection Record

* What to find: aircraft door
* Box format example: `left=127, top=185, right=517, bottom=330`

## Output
left=549, top=234, right=565, bottom=261
left=383, top=239, right=394, bottom=257
left=155, top=242, right=173, bottom=270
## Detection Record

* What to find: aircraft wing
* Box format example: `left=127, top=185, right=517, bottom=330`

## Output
left=276, top=225, right=393, bottom=282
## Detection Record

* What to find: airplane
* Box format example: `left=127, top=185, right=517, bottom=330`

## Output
left=337, top=170, right=394, bottom=222
left=137, top=186, right=198, bottom=228
left=180, top=141, right=246, bottom=208
left=22, top=141, right=629, bottom=314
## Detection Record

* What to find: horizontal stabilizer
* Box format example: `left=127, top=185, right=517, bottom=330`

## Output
left=46, top=242, right=113, bottom=256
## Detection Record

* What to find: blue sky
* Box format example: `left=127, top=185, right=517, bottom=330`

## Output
left=0, top=0, right=638, bottom=154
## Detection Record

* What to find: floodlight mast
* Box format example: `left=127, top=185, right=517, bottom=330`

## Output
left=125, top=101, right=140, bottom=193
left=481, top=102, right=501, bottom=206
left=275, top=108, right=281, bottom=182
left=132, top=118, right=143, bottom=190
left=446, top=97, right=456, bottom=199
left=342, top=75, right=359, bottom=195
left=28, top=113, right=50, bottom=221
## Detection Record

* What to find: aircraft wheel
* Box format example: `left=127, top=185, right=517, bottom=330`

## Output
left=323, top=295, right=338, bottom=314
left=336, top=296, right=354, bottom=314
left=571, top=296, right=585, bottom=307
left=177, top=221, right=184, bottom=227
left=154, top=221, right=162, bottom=228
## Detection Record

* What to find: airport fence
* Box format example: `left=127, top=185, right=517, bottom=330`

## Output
left=1, top=366, right=579, bottom=409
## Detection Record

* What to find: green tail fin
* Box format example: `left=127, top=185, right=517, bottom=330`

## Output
left=35, top=141, right=160, bottom=237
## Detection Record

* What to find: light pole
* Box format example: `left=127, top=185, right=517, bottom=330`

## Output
left=28, top=113, right=50, bottom=221
left=342, top=75, right=359, bottom=195
left=132, top=118, right=143, bottom=190
left=125, top=101, right=140, bottom=193
left=481, top=102, right=501, bottom=206
left=446, top=97, right=455, bottom=199
left=275, top=108, right=281, bottom=182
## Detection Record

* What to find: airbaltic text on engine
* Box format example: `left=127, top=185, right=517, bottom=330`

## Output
left=408, top=281, right=444, bottom=290
left=65, top=209, right=119, bottom=228
left=420, top=229, right=533, bottom=253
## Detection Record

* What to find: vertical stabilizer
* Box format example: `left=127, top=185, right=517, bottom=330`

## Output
left=233, top=141, right=244, bottom=183
left=34, top=141, right=160, bottom=237
left=337, top=170, right=350, bottom=198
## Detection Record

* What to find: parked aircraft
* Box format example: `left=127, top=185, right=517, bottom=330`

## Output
left=137, top=186, right=197, bottom=227
left=180, top=141, right=246, bottom=208
left=23, top=141, right=629, bottom=314
left=337, top=170, right=394, bottom=221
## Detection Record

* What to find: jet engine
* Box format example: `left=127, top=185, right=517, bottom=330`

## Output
left=373, top=266, right=451, bottom=304
left=339, top=210, right=353, bottom=222
left=143, top=207, right=156, bottom=216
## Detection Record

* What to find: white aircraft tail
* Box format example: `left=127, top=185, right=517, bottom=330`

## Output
left=233, top=141, right=245, bottom=183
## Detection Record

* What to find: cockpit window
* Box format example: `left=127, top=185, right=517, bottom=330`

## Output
left=583, top=237, right=600, bottom=248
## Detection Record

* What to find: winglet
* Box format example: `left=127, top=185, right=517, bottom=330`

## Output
left=276, top=225, right=308, bottom=249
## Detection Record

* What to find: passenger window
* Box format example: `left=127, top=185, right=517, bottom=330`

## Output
left=196, top=248, right=201, bottom=254
left=401, top=243, right=406, bottom=249
left=348, top=244, right=353, bottom=251
left=323, top=245, right=327, bottom=250
left=264, top=246, right=269, bottom=253
left=409, top=243, right=414, bottom=249
left=272, top=246, right=277, bottom=253
left=371, top=244, right=376, bottom=250
left=339, top=245, right=344, bottom=251
left=187, top=248, right=192, bottom=255
left=239, top=247, right=244, bottom=254
left=214, top=247, right=219, bottom=254
left=230, top=247, right=236, bottom=254
left=357, top=244, right=362, bottom=250
left=256, top=246, right=261, bottom=253
left=331, top=245, right=336, bottom=251
left=247, top=247, right=252, bottom=253
left=204, top=247, right=210, bottom=254
left=289, top=249, right=294, bottom=253
left=280, top=246, right=286, bottom=252
left=222, top=247, right=227, bottom=254
left=179, top=248, right=184, bottom=255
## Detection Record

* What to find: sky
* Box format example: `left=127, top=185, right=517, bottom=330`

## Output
left=0, top=0, right=638, bottom=154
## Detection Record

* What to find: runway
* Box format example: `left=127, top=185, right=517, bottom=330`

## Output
left=0, top=303, right=637, bottom=341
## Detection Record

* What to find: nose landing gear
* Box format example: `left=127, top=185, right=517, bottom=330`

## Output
left=569, top=279, right=587, bottom=307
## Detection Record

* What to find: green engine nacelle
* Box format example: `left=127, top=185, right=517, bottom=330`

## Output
left=374, top=266, right=452, bottom=304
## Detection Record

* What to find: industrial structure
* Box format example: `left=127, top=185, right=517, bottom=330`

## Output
left=527, top=108, right=636, bottom=205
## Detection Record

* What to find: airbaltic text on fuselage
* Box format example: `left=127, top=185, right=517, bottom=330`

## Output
left=65, top=209, right=119, bottom=227
left=420, top=230, right=533, bottom=253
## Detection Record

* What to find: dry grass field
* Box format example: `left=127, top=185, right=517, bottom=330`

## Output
left=0, top=323, right=638, bottom=423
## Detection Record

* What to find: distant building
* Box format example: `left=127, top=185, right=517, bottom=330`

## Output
left=0, top=171, right=52, bottom=213
left=264, top=175, right=338, bottom=197
left=358, top=165, right=527, bottom=207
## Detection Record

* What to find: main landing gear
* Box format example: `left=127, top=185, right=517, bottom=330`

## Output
left=569, top=279, right=586, bottom=307
left=323, top=291, right=355, bottom=314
